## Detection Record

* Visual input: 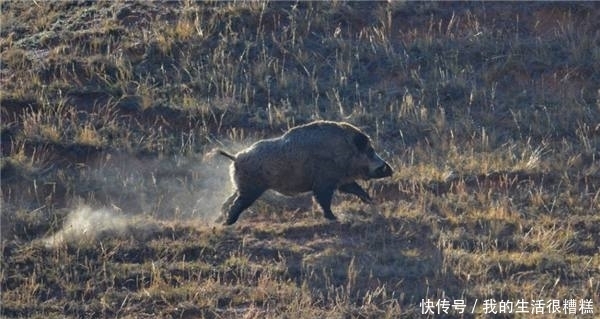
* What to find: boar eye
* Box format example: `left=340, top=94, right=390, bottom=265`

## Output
left=353, top=133, right=369, bottom=151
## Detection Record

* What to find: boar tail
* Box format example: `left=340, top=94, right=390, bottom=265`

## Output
left=218, top=149, right=236, bottom=161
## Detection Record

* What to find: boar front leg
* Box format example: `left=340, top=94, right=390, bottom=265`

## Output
left=338, top=182, right=372, bottom=203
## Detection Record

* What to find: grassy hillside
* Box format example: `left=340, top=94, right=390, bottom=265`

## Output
left=1, top=1, right=599, bottom=318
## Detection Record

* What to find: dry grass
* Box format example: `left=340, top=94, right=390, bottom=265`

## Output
left=1, top=1, right=599, bottom=318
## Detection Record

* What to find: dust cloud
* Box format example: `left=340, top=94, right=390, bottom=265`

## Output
left=42, top=205, right=129, bottom=247
left=41, top=148, right=236, bottom=247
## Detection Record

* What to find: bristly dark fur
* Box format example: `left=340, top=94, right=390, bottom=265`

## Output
left=216, top=120, right=393, bottom=225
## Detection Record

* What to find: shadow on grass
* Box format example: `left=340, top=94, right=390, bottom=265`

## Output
left=230, top=214, right=460, bottom=310
left=1, top=211, right=465, bottom=317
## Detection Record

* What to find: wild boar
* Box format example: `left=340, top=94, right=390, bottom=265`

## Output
left=217, top=120, right=393, bottom=225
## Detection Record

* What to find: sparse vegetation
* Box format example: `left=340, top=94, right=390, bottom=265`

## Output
left=1, top=1, right=599, bottom=318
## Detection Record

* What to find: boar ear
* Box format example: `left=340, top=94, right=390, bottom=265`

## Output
left=353, top=133, right=369, bottom=152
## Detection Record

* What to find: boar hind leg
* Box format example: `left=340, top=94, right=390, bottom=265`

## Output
left=338, top=182, right=372, bottom=203
left=313, top=184, right=337, bottom=220
left=224, top=190, right=264, bottom=225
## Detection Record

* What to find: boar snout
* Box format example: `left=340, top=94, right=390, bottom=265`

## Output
left=368, top=154, right=393, bottom=179
left=373, top=162, right=393, bottom=178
